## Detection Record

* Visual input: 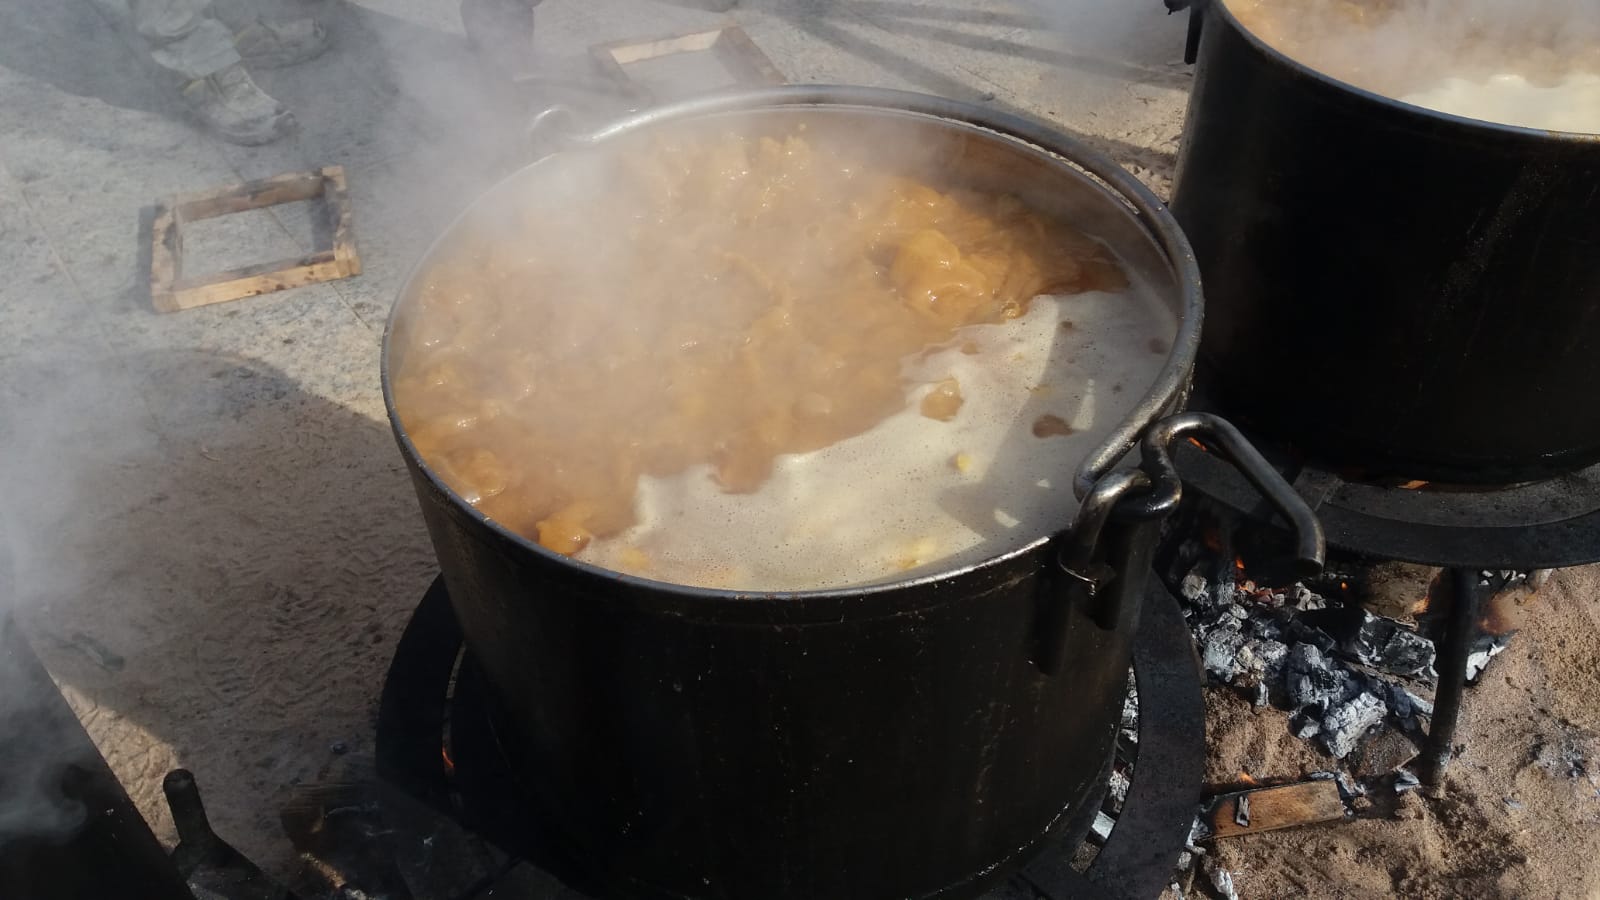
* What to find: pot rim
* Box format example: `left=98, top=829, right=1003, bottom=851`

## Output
left=1207, top=0, right=1600, bottom=143
left=381, top=84, right=1202, bottom=603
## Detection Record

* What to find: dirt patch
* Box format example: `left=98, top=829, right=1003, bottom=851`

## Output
left=1195, top=566, right=1600, bottom=899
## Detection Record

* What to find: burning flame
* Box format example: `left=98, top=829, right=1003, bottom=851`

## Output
left=1238, top=772, right=1258, bottom=786
left=1339, top=581, right=1349, bottom=592
left=1234, top=556, right=1246, bottom=572
left=1398, top=479, right=1429, bottom=490
left=1413, top=590, right=1432, bottom=616
left=442, top=746, right=456, bottom=775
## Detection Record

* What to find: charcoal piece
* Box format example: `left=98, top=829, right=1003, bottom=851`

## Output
left=1299, top=602, right=1440, bottom=672
left=1283, top=619, right=1338, bottom=653
left=1181, top=572, right=1209, bottom=603
left=1344, top=611, right=1436, bottom=677
left=1287, top=584, right=1327, bottom=611
left=1320, top=692, right=1387, bottom=759
left=1202, top=624, right=1248, bottom=682
left=1254, top=639, right=1289, bottom=673
left=1291, top=711, right=1321, bottom=740
left=1384, top=683, right=1434, bottom=721
left=1310, top=770, right=1366, bottom=800
left=1246, top=617, right=1283, bottom=642
left=1284, top=643, right=1355, bottom=711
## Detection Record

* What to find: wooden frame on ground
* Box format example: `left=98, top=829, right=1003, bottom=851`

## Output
left=150, top=165, right=361, bottom=313
left=590, top=24, right=785, bottom=103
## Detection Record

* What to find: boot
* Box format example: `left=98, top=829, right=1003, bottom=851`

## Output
left=181, top=63, right=296, bottom=145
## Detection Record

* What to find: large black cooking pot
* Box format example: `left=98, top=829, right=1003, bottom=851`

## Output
left=1169, top=0, right=1600, bottom=484
left=383, top=86, right=1322, bottom=900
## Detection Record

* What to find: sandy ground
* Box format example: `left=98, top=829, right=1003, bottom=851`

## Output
left=1200, top=567, right=1600, bottom=900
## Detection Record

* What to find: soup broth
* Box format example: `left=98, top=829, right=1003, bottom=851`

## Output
left=391, top=126, right=1174, bottom=590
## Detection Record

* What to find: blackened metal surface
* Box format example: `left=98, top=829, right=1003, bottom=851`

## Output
left=1419, top=570, right=1485, bottom=787
left=0, top=615, right=197, bottom=900
left=1022, top=580, right=1205, bottom=900
left=164, top=770, right=299, bottom=900
left=1172, top=438, right=1600, bottom=569
left=376, top=575, right=1204, bottom=900
left=374, top=574, right=460, bottom=812
left=405, top=458, right=1137, bottom=900
left=1171, top=2, right=1600, bottom=483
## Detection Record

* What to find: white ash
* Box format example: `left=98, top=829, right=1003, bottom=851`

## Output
left=1091, top=811, right=1116, bottom=842
left=1467, top=637, right=1511, bottom=683
left=1121, top=670, right=1140, bottom=747
left=1107, top=767, right=1132, bottom=808
left=1394, top=768, right=1422, bottom=793
left=1203, top=858, right=1241, bottom=900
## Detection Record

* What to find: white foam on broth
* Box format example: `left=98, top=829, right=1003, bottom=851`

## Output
left=579, top=286, right=1175, bottom=591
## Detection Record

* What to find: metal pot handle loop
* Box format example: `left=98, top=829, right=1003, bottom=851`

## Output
left=1136, top=411, right=1325, bottom=576
left=1039, top=412, right=1325, bottom=674
left=526, top=104, right=586, bottom=159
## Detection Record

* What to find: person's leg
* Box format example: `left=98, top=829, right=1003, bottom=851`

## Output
left=131, top=0, right=239, bottom=80
left=131, top=0, right=294, bottom=144
left=460, top=0, right=544, bottom=76
left=202, top=0, right=330, bottom=71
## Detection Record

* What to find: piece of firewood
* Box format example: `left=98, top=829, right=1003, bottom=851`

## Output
left=1203, top=779, right=1349, bottom=839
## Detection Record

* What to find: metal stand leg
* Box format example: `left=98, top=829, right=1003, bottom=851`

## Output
left=1420, top=568, right=1482, bottom=788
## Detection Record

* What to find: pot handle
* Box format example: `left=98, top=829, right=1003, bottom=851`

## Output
left=1039, top=412, right=1324, bottom=673
left=525, top=103, right=586, bottom=159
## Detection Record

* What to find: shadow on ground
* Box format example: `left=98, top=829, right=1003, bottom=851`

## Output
left=10, top=347, right=435, bottom=876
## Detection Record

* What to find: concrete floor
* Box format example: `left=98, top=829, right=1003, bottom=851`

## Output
left=0, top=0, right=1191, bottom=880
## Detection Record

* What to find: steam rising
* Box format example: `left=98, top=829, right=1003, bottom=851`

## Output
left=0, top=358, right=155, bottom=848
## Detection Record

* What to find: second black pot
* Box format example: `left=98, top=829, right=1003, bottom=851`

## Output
left=1171, top=0, right=1600, bottom=483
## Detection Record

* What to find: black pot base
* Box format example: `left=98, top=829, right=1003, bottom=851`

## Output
left=375, top=576, right=1203, bottom=900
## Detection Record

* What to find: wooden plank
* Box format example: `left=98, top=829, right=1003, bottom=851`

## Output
left=176, top=170, right=326, bottom=221
left=166, top=251, right=341, bottom=311
left=1203, top=780, right=1348, bottom=839
left=605, top=28, right=724, bottom=64
left=590, top=24, right=785, bottom=102
left=714, top=26, right=785, bottom=85
left=149, top=202, right=182, bottom=313
left=322, top=165, right=362, bottom=276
